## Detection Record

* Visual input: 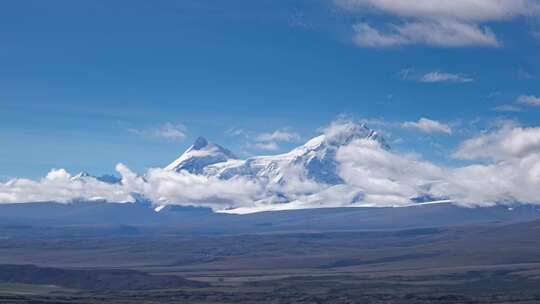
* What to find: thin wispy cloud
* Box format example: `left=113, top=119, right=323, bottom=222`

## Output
left=352, top=23, right=406, bottom=48
left=288, top=8, right=311, bottom=29
left=353, top=20, right=499, bottom=48
left=487, top=91, right=502, bottom=98
left=256, top=130, right=301, bottom=142
left=129, top=123, right=187, bottom=141
left=517, top=95, right=540, bottom=106
left=420, top=71, right=474, bottom=83
left=226, top=127, right=245, bottom=137
left=398, top=68, right=414, bottom=80
left=402, top=118, right=453, bottom=134
left=517, top=68, right=535, bottom=79
left=254, top=142, right=280, bottom=151
left=227, top=128, right=301, bottom=152
left=253, top=130, right=301, bottom=151
left=493, top=104, right=522, bottom=113
left=400, top=69, right=473, bottom=83
left=490, top=95, right=540, bottom=112
left=338, top=0, right=540, bottom=48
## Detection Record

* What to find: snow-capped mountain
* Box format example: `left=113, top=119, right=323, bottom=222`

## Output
left=166, top=136, right=238, bottom=174
left=166, top=123, right=389, bottom=187
left=70, top=171, right=122, bottom=184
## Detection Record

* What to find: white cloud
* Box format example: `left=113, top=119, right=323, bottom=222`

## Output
left=431, top=156, right=540, bottom=206
left=517, top=95, right=540, bottom=106
left=397, top=20, right=497, bottom=47
left=399, top=68, right=414, bottom=80
left=352, top=23, right=406, bottom=47
left=339, top=0, right=537, bottom=21
left=420, top=71, right=474, bottom=83
left=402, top=118, right=453, bottom=135
left=227, top=127, right=245, bottom=137
left=353, top=20, right=499, bottom=48
left=518, top=68, right=535, bottom=79
left=134, top=167, right=264, bottom=209
left=256, top=130, right=300, bottom=142
left=400, top=69, right=474, bottom=83
left=253, top=129, right=300, bottom=151
left=336, top=130, right=540, bottom=207
left=341, top=0, right=539, bottom=48
left=336, top=138, right=443, bottom=206
left=453, top=124, right=540, bottom=161
left=493, top=104, right=522, bottom=112
left=130, top=123, right=186, bottom=141
left=254, top=141, right=280, bottom=151
left=0, top=168, right=133, bottom=204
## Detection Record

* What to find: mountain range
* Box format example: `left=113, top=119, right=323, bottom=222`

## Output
left=165, top=122, right=388, bottom=186
left=67, top=122, right=401, bottom=210
left=156, top=122, right=400, bottom=210
left=1, top=122, right=540, bottom=230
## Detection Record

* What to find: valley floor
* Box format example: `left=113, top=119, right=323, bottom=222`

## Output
left=1, top=219, right=540, bottom=303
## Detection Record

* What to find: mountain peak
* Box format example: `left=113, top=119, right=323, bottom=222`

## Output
left=165, top=138, right=237, bottom=174
left=322, top=121, right=387, bottom=148
left=71, top=171, right=91, bottom=181
left=191, top=136, right=209, bottom=150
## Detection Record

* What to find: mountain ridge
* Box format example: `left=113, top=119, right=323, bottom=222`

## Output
left=165, top=123, right=388, bottom=187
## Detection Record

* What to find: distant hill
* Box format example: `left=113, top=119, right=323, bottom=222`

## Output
left=0, top=201, right=539, bottom=234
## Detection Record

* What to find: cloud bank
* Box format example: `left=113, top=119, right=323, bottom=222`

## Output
left=1, top=120, right=540, bottom=213
left=453, top=124, right=540, bottom=161
left=0, top=169, right=131, bottom=204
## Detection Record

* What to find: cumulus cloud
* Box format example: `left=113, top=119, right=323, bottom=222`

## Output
left=402, top=118, right=453, bottom=134
left=0, top=168, right=133, bottom=204
left=517, top=95, right=540, bottom=106
left=420, top=71, right=474, bottom=83
left=340, top=0, right=539, bottom=48
left=453, top=124, right=540, bottom=161
left=138, top=168, right=264, bottom=209
left=336, top=129, right=540, bottom=207
left=431, top=156, right=540, bottom=206
left=129, top=123, right=187, bottom=141
left=336, top=138, right=443, bottom=205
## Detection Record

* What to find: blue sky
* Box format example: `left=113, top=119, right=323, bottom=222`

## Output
left=1, top=0, right=540, bottom=178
